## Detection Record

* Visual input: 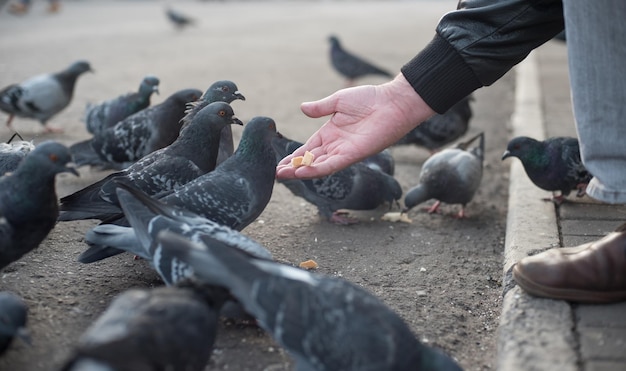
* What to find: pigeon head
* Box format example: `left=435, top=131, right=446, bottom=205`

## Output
left=189, top=101, right=243, bottom=129
left=0, top=292, right=30, bottom=345
left=328, top=35, right=340, bottom=47
left=66, top=60, right=94, bottom=76
left=139, top=75, right=160, bottom=96
left=235, top=116, right=280, bottom=160
left=381, top=173, right=403, bottom=205
left=501, top=136, right=543, bottom=162
left=25, top=141, right=78, bottom=177
left=201, top=80, right=246, bottom=104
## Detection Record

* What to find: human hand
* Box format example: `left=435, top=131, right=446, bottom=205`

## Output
left=276, top=74, right=435, bottom=179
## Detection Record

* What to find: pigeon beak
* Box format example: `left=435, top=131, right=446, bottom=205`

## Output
left=234, top=91, right=246, bottom=101
left=65, top=166, right=80, bottom=177
left=501, top=150, right=511, bottom=161
left=232, top=117, right=244, bottom=126
left=153, top=86, right=160, bottom=95
left=275, top=131, right=284, bottom=139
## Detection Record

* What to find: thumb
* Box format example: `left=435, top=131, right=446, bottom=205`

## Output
left=301, top=94, right=338, bottom=119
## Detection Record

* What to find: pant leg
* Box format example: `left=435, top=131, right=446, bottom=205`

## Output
left=564, top=0, right=626, bottom=204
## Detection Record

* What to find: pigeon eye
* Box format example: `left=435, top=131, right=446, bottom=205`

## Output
left=218, top=110, right=226, bottom=117
left=49, top=154, right=58, bottom=162
left=221, top=86, right=229, bottom=92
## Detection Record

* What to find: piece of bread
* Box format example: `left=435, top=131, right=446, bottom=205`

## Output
left=291, top=151, right=315, bottom=168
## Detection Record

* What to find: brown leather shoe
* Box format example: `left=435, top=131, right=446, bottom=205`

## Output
left=513, top=223, right=626, bottom=303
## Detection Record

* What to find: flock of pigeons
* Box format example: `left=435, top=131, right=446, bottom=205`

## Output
left=0, top=34, right=593, bottom=371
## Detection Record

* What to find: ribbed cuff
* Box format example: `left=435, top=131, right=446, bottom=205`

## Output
left=401, top=35, right=481, bottom=114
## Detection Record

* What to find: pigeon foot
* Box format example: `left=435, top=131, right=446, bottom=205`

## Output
left=329, top=210, right=359, bottom=225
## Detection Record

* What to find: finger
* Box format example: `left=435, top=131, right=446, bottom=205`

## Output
left=301, top=94, right=338, bottom=118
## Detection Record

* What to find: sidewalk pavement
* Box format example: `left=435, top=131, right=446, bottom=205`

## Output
left=496, top=41, right=626, bottom=370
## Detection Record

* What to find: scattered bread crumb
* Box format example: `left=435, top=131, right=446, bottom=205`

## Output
left=299, top=259, right=319, bottom=270
left=291, top=151, right=315, bottom=168
left=381, top=212, right=412, bottom=223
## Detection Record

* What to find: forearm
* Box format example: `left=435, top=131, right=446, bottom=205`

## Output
left=402, top=0, right=565, bottom=113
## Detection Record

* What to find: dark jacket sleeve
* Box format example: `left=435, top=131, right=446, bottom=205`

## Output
left=401, top=0, right=564, bottom=113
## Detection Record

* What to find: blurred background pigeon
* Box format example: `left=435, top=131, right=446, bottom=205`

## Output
left=403, top=132, right=485, bottom=218
left=502, top=136, right=592, bottom=203
left=0, top=141, right=78, bottom=270
left=157, top=231, right=463, bottom=371
left=165, top=6, right=195, bottom=29
left=0, top=291, right=30, bottom=356
left=59, top=101, right=242, bottom=222
left=83, top=75, right=160, bottom=135
left=393, top=95, right=473, bottom=153
left=181, top=81, right=246, bottom=166
left=0, top=60, right=93, bottom=133
left=59, top=283, right=227, bottom=371
left=272, top=134, right=402, bottom=224
left=0, top=133, right=34, bottom=176
left=328, top=34, right=394, bottom=87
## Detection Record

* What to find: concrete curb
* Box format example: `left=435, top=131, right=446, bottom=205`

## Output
left=496, top=51, right=579, bottom=370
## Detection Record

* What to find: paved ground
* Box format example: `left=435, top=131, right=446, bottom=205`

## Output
left=1, top=1, right=514, bottom=370
left=497, top=39, right=626, bottom=370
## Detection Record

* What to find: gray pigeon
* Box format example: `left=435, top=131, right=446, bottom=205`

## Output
left=88, top=88, right=202, bottom=169
left=59, top=283, right=228, bottom=371
left=502, top=136, right=592, bottom=203
left=83, top=182, right=273, bottom=283
left=181, top=81, right=246, bottom=166
left=157, top=231, right=463, bottom=371
left=0, top=141, right=78, bottom=270
left=84, top=75, right=160, bottom=135
left=361, top=148, right=395, bottom=176
left=76, top=116, right=279, bottom=263
left=166, top=6, right=195, bottom=29
left=0, top=133, right=34, bottom=176
left=403, top=132, right=484, bottom=218
left=0, top=60, right=93, bottom=133
left=0, top=291, right=30, bottom=355
left=393, top=95, right=473, bottom=153
left=329, top=35, right=393, bottom=86
left=272, top=134, right=402, bottom=224
left=58, top=101, right=243, bottom=222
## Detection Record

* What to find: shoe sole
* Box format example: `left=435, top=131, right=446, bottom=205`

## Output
left=512, top=264, right=626, bottom=304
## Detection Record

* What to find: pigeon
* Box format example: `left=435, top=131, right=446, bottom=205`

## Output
left=150, top=116, right=279, bottom=229
left=0, top=291, right=30, bottom=356
left=88, top=88, right=202, bottom=169
left=328, top=35, right=393, bottom=86
left=0, top=133, right=34, bottom=176
left=83, top=182, right=273, bottom=283
left=166, top=7, right=195, bottom=29
left=272, top=134, right=402, bottom=224
left=76, top=116, right=280, bottom=263
left=0, top=141, right=78, bottom=270
left=83, top=75, right=160, bottom=135
left=58, top=101, right=243, bottom=222
left=361, top=148, right=395, bottom=176
left=156, top=230, right=464, bottom=371
left=181, top=80, right=246, bottom=166
left=393, top=95, right=473, bottom=153
left=0, top=60, right=93, bottom=133
left=403, top=132, right=485, bottom=218
left=501, top=136, right=592, bottom=203
left=59, top=283, right=228, bottom=371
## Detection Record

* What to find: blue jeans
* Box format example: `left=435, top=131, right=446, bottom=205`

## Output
left=565, top=0, right=626, bottom=204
